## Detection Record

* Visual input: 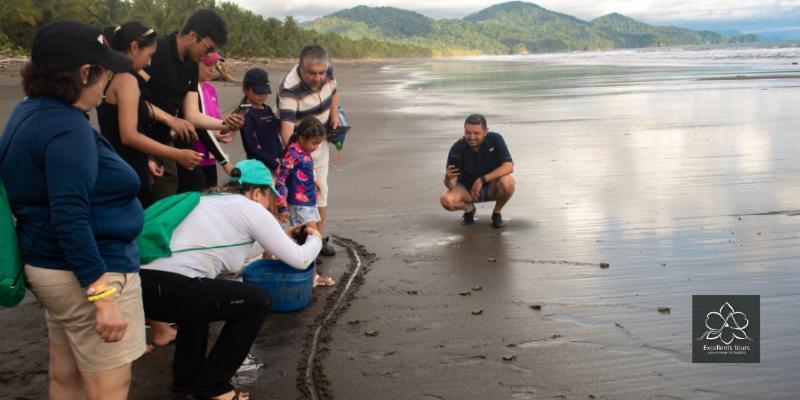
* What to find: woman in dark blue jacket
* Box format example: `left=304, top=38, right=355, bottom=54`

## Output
left=0, top=21, right=145, bottom=399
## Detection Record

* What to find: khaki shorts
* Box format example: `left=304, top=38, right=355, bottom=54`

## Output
left=24, top=265, right=146, bottom=373
left=312, top=142, right=330, bottom=208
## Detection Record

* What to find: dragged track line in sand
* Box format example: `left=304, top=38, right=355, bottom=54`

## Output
left=300, top=236, right=376, bottom=400
left=507, top=258, right=607, bottom=268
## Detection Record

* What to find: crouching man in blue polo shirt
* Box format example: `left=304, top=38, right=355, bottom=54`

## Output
left=440, top=114, right=515, bottom=228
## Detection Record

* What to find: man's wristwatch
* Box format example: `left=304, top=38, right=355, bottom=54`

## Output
left=480, top=175, right=488, bottom=185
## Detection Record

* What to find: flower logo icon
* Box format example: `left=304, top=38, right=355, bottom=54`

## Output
left=698, top=302, right=752, bottom=345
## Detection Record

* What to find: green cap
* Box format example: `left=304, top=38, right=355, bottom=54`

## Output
left=230, top=159, right=280, bottom=196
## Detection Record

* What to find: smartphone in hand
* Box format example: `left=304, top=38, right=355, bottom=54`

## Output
left=234, top=103, right=253, bottom=114
left=448, top=154, right=461, bottom=170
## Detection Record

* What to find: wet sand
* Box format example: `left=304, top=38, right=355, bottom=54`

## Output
left=319, top=59, right=800, bottom=399
left=2, top=55, right=800, bottom=400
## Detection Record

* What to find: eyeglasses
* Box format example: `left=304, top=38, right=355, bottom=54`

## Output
left=200, top=37, right=216, bottom=54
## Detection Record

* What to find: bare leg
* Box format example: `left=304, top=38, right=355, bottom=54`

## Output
left=81, top=363, right=132, bottom=400
left=48, top=340, right=84, bottom=400
left=489, top=175, right=516, bottom=213
left=317, top=206, right=327, bottom=236
left=439, top=186, right=474, bottom=212
left=148, top=319, right=177, bottom=347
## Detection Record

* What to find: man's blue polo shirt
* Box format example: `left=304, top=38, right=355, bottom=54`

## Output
left=447, top=132, right=513, bottom=188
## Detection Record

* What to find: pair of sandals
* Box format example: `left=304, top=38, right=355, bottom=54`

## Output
left=173, top=384, right=248, bottom=400
left=313, top=273, right=336, bottom=287
left=199, top=390, right=248, bottom=400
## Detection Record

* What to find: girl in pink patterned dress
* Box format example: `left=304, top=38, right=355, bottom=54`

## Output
left=276, top=117, right=335, bottom=286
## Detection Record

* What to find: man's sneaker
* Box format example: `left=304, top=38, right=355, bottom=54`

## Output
left=320, top=236, right=336, bottom=257
left=463, top=204, right=476, bottom=225
left=491, top=212, right=504, bottom=228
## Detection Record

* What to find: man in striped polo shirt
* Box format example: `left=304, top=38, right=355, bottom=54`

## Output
left=278, top=45, right=340, bottom=257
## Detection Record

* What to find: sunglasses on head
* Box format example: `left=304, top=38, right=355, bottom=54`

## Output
left=112, top=25, right=156, bottom=39
left=140, top=27, right=156, bottom=39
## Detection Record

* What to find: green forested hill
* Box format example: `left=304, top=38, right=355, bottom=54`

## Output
left=0, top=0, right=432, bottom=58
left=0, top=0, right=759, bottom=59
left=591, top=12, right=726, bottom=47
left=306, top=1, right=758, bottom=55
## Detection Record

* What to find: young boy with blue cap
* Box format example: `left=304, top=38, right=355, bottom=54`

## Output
left=239, top=68, right=283, bottom=177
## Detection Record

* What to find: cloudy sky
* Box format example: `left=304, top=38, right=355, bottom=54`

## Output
left=229, top=0, right=800, bottom=36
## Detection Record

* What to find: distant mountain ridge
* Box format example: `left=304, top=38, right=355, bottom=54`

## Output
left=305, top=1, right=759, bottom=55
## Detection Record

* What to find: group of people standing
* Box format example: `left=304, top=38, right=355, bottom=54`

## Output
left=0, top=3, right=521, bottom=399
left=0, top=8, right=343, bottom=400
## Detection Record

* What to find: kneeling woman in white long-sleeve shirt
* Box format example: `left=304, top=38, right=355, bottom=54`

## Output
left=140, top=159, right=321, bottom=400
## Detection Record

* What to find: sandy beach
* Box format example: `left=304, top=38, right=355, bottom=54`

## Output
left=2, top=50, right=800, bottom=399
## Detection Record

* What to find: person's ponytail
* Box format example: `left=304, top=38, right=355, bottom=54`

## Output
left=102, top=22, right=156, bottom=52
left=103, top=25, right=123, bottom=51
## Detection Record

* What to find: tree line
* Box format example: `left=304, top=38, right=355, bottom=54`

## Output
left=0, top=0, right=432, bottom=58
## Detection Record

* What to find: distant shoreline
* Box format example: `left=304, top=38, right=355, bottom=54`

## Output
left=698, top=73, right=800, bottom=80
left=0, top=54, right=409, bottom=79
left=3, top=45, right=797, bottom=79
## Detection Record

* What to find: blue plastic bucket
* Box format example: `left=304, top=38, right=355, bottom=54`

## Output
left=243, top=259, right=315, bottom=312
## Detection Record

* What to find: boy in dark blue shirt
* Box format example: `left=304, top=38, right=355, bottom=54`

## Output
left=239, top=68, right=283, bottom=171
left=440, top=114, right=515, bottom=228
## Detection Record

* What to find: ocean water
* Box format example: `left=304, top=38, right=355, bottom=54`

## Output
left=378, top=45, right=800, bottom=396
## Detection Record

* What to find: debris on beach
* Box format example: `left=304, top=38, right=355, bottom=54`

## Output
left=599, top=262, right=610, bottom=269
left=459, top=291, right=472, bottom=296
left=529, top=304, right=542, bottom=310
left=384, top=351, right=397, bottom=356
left=488, top=257, right=497, bottom=263
left=502, top=354, right=516, bottom=361
left=551, top=334, right=562, bottom=339
left=472, top=309, right=484, bottom=315
left=347, top=319, right=361, bottom=325
left=472, top=285, right=483, bottom=291
left=212, top=60, right=239, bottom=82
left=406, top=290, right=419, bottom=295
left=658, top=307, right=671, bottom=314
left=365, top=330, right=378, bottom=336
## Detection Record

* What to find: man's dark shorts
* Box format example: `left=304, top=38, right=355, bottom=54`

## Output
left=457, top=181, right=494, bottom=203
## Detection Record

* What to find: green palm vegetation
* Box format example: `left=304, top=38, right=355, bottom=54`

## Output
left=0, top=0, right=431, bottom=58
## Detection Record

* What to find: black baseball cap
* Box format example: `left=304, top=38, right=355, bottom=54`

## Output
left=243, top=68, right=271, bottom=94
left=32, top=21, right=132, bottom=72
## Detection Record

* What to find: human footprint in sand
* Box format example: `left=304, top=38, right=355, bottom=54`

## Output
left=440, top=114, right=515, bottom=228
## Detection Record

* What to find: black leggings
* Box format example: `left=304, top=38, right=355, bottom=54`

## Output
left=175, top=129, right=227, bottom=193
left=201, top=165, right=218, bottom=188
left=140, top=269, right=270, bottom=398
